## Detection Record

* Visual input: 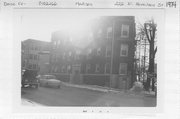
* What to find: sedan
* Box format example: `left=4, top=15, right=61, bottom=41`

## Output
left=39, top=75, right=61, bottom=88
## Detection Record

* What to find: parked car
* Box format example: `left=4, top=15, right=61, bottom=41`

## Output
left=154, top=82, right=157, bottom=97
left=21, top=69, right=39, bottom=88
left=39, top=75, right=61, bottom=88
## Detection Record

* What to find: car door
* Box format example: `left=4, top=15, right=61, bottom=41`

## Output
left=40, top=75, right=47, bottom=86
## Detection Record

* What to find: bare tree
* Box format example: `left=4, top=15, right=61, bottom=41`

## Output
left=137, top=19, right=157, bottom=91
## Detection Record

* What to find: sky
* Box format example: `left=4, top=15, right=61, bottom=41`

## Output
left=14, top=9, right=163, bottom=42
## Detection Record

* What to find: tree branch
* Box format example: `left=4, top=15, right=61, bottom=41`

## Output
left=154, top=46, right=157, bottom=55
left=144, top=24, right=151, bottom=43
left=150, top=30, right=153, bottom=40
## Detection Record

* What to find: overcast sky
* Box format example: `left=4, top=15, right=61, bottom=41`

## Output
left=14, top=9, right=163, bottom=42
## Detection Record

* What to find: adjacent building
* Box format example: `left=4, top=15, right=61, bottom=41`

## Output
left=21, top=39, right=50, bottom=74
left=49, top=31, right=84, bottom=83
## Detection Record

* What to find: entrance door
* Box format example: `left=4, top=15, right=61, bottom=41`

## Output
left=71, top=65, right=82, bottom=84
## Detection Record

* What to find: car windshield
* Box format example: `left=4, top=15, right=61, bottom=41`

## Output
left=46, top=75, right=56, bottom=79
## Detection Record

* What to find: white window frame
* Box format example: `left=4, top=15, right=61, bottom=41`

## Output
left=86, top=64, right=91, bottom=73
left=95, top=64, right=100, bottom=73
left=121, top=24, right=129, bottom=38
left=58, top=40, right=61, bottom=45
left=61, top=65, right=66, bottom=73
left=120, top=44, right=129, bottom=57
left=107, top=27, right=113, bottom=39
left=105, top=63, right=110, bottom=74
left=54, top=66, right=58, bottom=73
left=51, top=67, right=54, bottom=73
left=69, top=51, right=72, bottom=57
left=75, top=51, right=80, bottom=60
left=119, top=63, right=127, bottom=75
left=97, top=48, right=101, bottom=55
left=63, top=52, right=66, bottom=59
left=53, top=41, right=56, bottom=45
left=88, top=49, right=92, bottom=54
left=98, top=29, right=102, bottom=37
left=106, top=46, right=111, bottom=57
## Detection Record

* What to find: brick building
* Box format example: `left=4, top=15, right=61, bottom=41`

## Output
left=49, top=16, right=136, bottom=89
left=49, top=31, right=86, bottom=83
left=21, top=39, right=50, bottom=73
left=81, top=16, right=136, bottom=89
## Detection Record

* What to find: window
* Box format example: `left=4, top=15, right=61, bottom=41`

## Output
left=29, top=54, right=33, bottom=59
left=61, top=65, right=66, bottom=73
left=35, top=46, right=38, bottom=51
left=63, top=53, right=66, bottom=59
left=107, top=27, right=113, bottom=39
left=33, top=64, right=36, bottom=69
left=75, top=51, right=80, bottom=60
left=51, top=66, right=54, bottom=72
left=54, top=66, right=58, bottom=73
left=22, top=61, right=25, bottom=67
left=55, top=55, right=58, bottom=62
left=58, top=40, right=61, bottom=45
left=31, top=46, right=34, bottom=50
left=106, top=46, right=111, bottom=57
left=34, top=55, right=38, bottom=60
left=120, top=44, right=128, bottom=57
left=105, top=63, right=110, bottom=74
left=88, top=49, right=92, bottom=55
left=86, top=64, right=91, bottom=73
left=87, top=49, right=92, bottom=59
left=67, top=65, right=71, bottom=73
left=53, top=41, right=56, bottom=45
left=69, top=52, right=72, bottom=57
left=37, top=55, right=40, bottom=60
left=95, top=64, right=100, bottom=73
left=97, top=48, right=101, bottom=55
left=121, top=24, right=129, bottom=38
left=98, top=29, right=102, bottom=37
left=28, top=64, right=32, bottom=69
left=119, top=63, right=127, bottom=75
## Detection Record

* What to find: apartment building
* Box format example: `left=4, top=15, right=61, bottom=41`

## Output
left=81, top=16, right=136, bottom=89
left=21, top=39, right=50, bottom=73
left=49, top=16, right=136, bottom=89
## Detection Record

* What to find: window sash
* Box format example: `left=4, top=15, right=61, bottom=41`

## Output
left=119, top=63, right=127, bottom=75
left=95, top=64, right=100, bottom=73
left=105, top=63, right=110, bottom=74
left=120, top=44, right=128, bottom=57
left=86, top=64, right=91, bottom=73
left=106, top=46, right=111, bottom=57
left=107, top=27, right=113, bottom=38
left=121, top=25, right=129, bottom=38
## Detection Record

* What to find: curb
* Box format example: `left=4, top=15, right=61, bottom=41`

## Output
left=62, top=82, right=156, bottom=97
left=22, top=98, right=43, bottom=106
left=62, top=82, right=122, bottom=94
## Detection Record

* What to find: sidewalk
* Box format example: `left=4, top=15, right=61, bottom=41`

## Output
left=62, top=82, right=120, bottom=93
left=62, top=82, right=156, bottom=97
left=21, top=98, right=43, bottom=106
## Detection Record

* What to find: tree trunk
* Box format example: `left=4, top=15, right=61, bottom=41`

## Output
left=147, top=40, right=155, bottom=91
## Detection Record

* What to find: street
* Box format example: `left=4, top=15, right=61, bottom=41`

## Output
left=21, top=84, right=156, bottom=107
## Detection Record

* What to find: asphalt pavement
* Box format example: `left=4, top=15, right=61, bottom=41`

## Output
left=21, top=84, right=156, bottom=107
